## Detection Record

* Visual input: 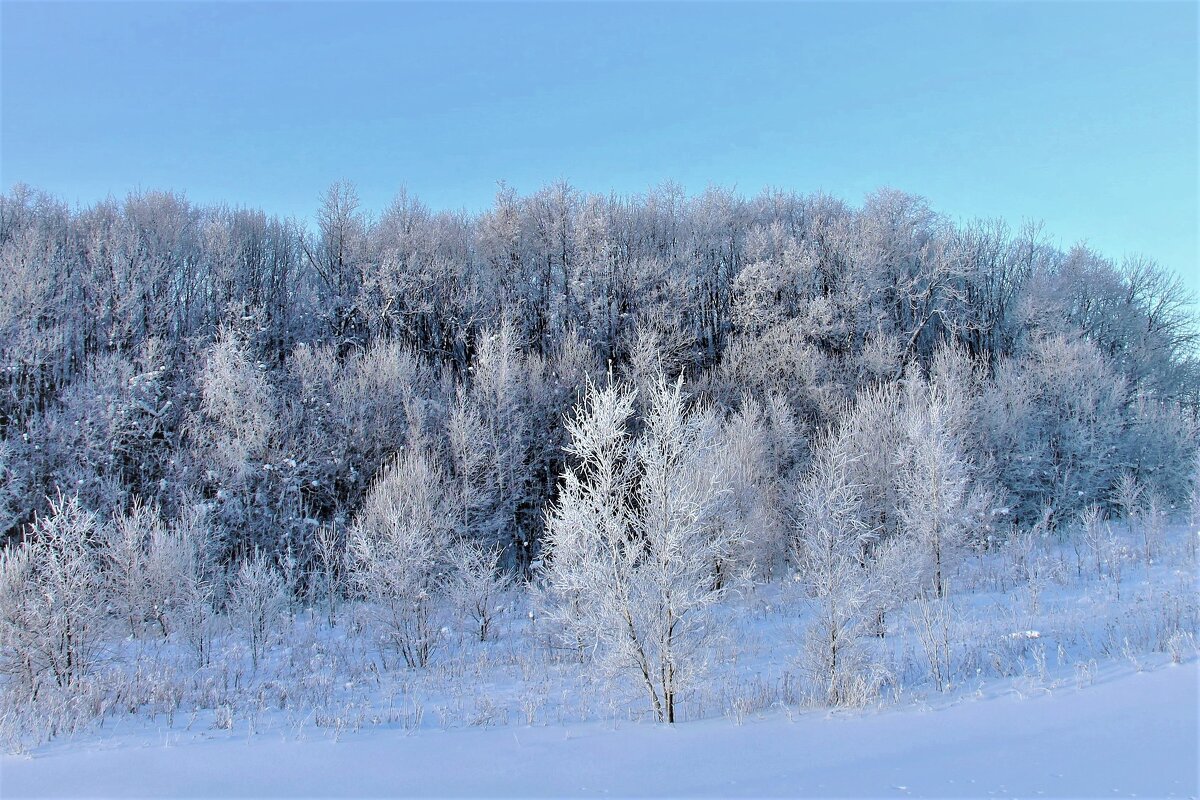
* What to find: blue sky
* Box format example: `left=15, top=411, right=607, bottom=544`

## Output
left=2, top=2, right=1196, bottom=288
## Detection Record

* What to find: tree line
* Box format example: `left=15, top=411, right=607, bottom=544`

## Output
left=2, top=181, right=1194, bottom=552
left=0, top=179, right=1196, bottom=724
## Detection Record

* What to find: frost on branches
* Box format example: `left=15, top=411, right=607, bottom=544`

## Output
left=542, top=377, right=741, bottom=723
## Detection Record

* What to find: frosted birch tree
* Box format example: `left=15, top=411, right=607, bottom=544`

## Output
left=542, top=376, right=738, bottom=723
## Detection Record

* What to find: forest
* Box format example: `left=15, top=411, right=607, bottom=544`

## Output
left=0, top=180, right=1197, bottom=745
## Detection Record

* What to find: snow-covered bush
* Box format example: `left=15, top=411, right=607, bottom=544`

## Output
left=104, top=499, right=159, bottom=637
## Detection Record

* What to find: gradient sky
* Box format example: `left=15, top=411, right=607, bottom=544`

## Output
left=2, top=2, right=1197, bottom=289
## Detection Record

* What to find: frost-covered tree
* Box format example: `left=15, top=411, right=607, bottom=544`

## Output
left=187, top=327, right=278, bottom=555
left=303, top=180, right=368, bottom=343
left=978, top=334, right=1126, bottom=525
left=835, top=381, right=908, bottom=544
left=104, top=499, right=161, bottom=636
left=167, top=503, right=220, bottom=668
left=1189, top=453, right=1200, bottom=530
left=25, top=349, right=178, bottom=524
left=445, top=390, right=494, bottom=542
left=226, top=549, right=288, bottom=670
left=443, top=540, right=511, bottom=642
left=348, top=448, right=453, bottom=669
left=0, top=495, right=105, bottom=695
left=1139, top=491, right=1167, bottom=563
left=1120, top=392, right=1197, bottom=507
left=712, top=397, right=792, bottom=580
left=1077, top=504, right=1109, bottom=580
left=896, top=389, right=977, bottom=598
left=310, top=524, right=344, bottom=627
left=790, top=429, right=896, bottom=706
left=465, top=317, right=534, bottom=551
left=0, top=441, right=23, bottom=537
left=542, top=376, right=738, bottom=723
left=1111, top=471, right=1144, bottom=526
left=194, top=329, right=275, bottom=476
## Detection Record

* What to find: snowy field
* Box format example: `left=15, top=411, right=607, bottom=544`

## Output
left=3, top=659, right=1196, bottom=798
left=2, top=524, right=1198, bottom=798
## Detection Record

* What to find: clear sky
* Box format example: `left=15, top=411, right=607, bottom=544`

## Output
left=2, top=1, right=1197, bottom=289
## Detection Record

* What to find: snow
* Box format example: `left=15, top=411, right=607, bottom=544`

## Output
left=3, top=524, right=1197, bottom=797
left=4, top=660, right=1196, bottom=798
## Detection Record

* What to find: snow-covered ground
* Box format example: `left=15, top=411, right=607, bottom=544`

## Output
left=2, top=525, right=1197, bottom=797
left=3, top=659, right=1196, bottom=798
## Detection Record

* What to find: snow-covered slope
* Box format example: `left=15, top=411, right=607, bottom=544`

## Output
left=4, top=660, right=1195, bottom=799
